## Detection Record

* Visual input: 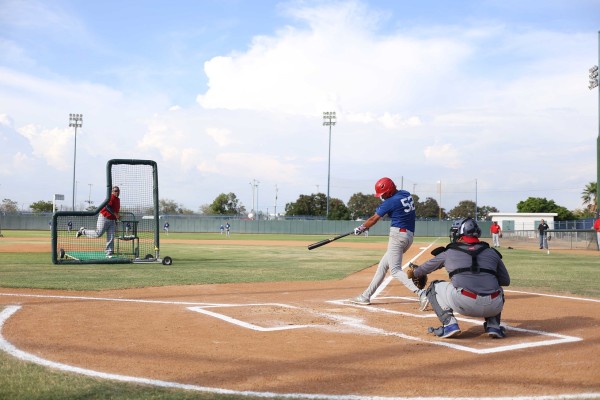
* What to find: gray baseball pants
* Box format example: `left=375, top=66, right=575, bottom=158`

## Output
left=360, top=228, right=421, bottom=299
left=82, top=214, right=116, bottom=255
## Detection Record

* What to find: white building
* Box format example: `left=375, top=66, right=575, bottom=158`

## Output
left=488, top=212, right=558, bottom=231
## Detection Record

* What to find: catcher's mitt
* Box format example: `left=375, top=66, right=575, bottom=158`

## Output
left=406, top=262, right=428, bottom=290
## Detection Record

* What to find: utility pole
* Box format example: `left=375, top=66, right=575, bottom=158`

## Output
left=86, top=183, right=94, bottom=208
left=475, top=178, right=478, bottom=221
left=274, top=184, right=278, bottom=217
left=588, top=31, right=600, bottom=217
left=437, top=180, right=442, bottom=220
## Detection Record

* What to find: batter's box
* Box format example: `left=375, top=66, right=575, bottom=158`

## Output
left=188, top=303, right=330, bottom=332
left=328, top=298, right=583, bottom=354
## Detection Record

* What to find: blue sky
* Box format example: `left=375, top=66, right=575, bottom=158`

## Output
left=1, top=0, right=599, bottom=215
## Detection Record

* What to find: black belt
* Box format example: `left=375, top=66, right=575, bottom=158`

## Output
left=460, top=289, right=501, bottom=299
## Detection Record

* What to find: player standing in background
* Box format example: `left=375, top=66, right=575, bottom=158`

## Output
left=163, top=221, right=170, bottom=235
left=593, top=216, right=600, bottom=251
left=490, top=221, right=501, bottom=247
left=537, top=219, right=549, bottom=250
left=225, top=222, right=231, bottom=237
left=67, top=220, right=73, bottom=232
left=77, top=186, right=121, bottom=257
left=350, top=177, right=427, bottom=309
left=410, top=218, right=510, bottom=338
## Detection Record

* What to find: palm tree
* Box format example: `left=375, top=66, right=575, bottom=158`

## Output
left=581, top=181, right=598, bottom=212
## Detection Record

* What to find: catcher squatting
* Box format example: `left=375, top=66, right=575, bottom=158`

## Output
left=351, top=177, right=510, bottom=339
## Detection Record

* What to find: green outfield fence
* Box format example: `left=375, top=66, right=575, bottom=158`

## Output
left=3, top=214, right=599, bottom=250
left=0, top=215, right=538, bottom=239
left=4, top=214, right=461, bottom=237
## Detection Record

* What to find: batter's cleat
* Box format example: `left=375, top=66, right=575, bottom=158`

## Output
left=76, top=227, right=84, bottom=238
left=441, top=323, right=461, bottom=338
left=418, top=292, right=429, bottom=311
left=350, top=295, right=370, bottom=305
left=486, top=326, right=506, bottom=339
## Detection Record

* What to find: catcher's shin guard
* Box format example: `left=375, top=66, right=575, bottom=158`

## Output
left=484, top=312, right=502, bottom=328
left=425, top=280, right=454, bottom=327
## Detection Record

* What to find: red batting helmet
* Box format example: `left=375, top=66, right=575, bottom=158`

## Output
left=374, top=177, right=397, bottom=199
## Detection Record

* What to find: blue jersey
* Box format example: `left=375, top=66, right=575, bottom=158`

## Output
left=375, top=190, right=416, bottom=232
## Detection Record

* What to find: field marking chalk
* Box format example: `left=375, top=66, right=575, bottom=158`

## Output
left=188, top=303, right=322, bottom=332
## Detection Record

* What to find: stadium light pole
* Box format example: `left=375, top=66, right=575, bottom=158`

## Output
left=323, top=111, right=336, bottom=219
left=249, top=179, right=259, bottom=219
left=69, top=113, right=83, bottom=211
left=589, top=31, right=600, bottom=218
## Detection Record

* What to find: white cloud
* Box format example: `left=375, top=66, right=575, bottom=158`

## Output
left=18, top=124, right=72, bottom=170
left=0, top=113, right=14, bottom=128
left=206, top=127, right=239, bottom=147
left=423, top=142, right=462, bottom=169
left=0, top=1, right=596, bottom=213
left=197, top=2, right=470, bottom=119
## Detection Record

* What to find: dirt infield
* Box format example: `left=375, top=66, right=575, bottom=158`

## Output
left=1, top=241, right=599, bottom=399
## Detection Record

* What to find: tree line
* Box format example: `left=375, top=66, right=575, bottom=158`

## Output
left=4, top=181, right=597, bottom=221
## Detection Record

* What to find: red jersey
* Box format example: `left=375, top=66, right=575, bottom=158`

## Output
left=594, top=218, right=600, bottom=232
left=100, top=194, right=120, bottom=220
left=490, top=224, right=501, bottom=234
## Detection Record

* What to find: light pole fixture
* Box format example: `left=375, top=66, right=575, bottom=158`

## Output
left=69, top=113, right=83, bottom=211
left=589, top=31, right=600, bottom=217
left=322, top=111, right=336, bottom=218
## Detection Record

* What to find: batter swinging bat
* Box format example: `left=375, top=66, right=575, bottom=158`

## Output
left=308, top=231, right=354, bottom=250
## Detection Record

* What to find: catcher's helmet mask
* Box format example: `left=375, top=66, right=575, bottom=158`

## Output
left=457, top=218, right=481, bottom=239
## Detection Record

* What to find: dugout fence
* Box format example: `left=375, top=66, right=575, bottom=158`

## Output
left=500, top=229, right=598, bottom=250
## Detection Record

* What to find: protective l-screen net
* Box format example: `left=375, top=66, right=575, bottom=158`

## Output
left=52, top=159, right=159, bottom=264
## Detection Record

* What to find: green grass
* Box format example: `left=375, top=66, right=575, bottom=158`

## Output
left=1, top=231, right=599, bottom=399
left=499, top=248, right=600, bottom=297
left=0, top=233, right=387, bottom=290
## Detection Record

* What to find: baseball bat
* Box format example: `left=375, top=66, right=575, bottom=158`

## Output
left=307, top=231, right=354, bottom=250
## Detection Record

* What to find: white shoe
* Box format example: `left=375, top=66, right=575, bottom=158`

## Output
left=350, top=295, right=370, bottom=305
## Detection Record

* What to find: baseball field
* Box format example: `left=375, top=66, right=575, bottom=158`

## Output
left=1, top=230, right=599, bottom=400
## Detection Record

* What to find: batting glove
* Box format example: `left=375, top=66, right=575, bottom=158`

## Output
left=354, top=224, right=368, bottom=235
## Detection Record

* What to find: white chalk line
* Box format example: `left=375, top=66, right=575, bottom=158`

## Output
left=0, top=290, right=588, bottom=353
left=328, top=298, right=581, bottom=354
left=504, top=289, right=600, bottom=303
left=188, top=303, right=320, bottom=332
left=0, top=305, right=597, bottom=400
left=0, top=234, right=595, bottom=400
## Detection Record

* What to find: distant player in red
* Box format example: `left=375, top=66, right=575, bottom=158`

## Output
left=490, top=221, right=502, bottom=247
left=77, top=186, right=121, bottom=257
